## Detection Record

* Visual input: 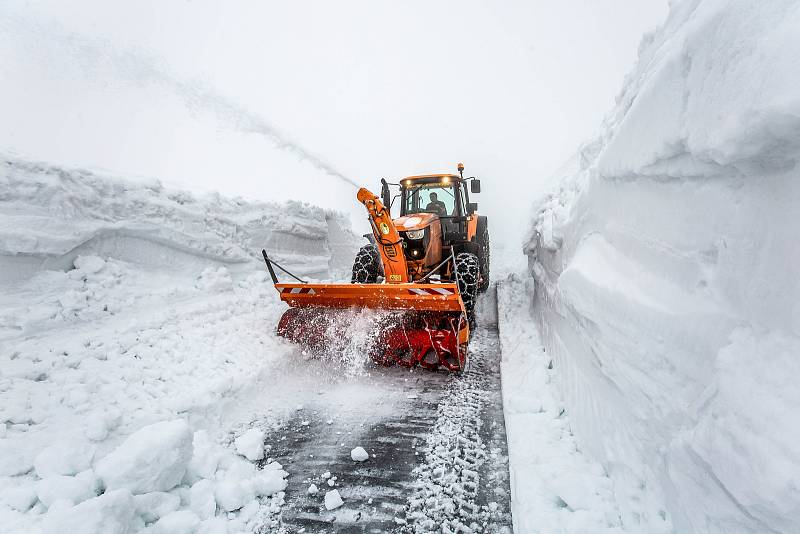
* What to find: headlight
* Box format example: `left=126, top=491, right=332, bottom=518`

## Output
left=405, top=229, right=425, bottom=240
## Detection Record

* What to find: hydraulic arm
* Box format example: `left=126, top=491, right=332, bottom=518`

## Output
left=357, top=188, right=408, bottom=283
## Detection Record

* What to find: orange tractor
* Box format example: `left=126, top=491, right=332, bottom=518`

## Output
left=262, top=163, right=489, bottom=372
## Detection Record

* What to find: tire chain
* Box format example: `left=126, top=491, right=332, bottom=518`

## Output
left=351, top=244, right=382, bottom=283
left=455, top=253, right=479, bottom=317
left=478, top=227, right=490, bottom=293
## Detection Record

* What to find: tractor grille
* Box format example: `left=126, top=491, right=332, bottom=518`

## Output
left=402, top=230, right=428, bottom=260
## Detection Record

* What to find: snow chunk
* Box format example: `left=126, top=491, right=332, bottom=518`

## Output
left=252, top=469, right=288, bottom=497
left=83, top=409, right=122, bottom=443
left=0, top=440, right=34, bottom=476
left=350, top=446, right=369, bottom=462
left=37, top=470, right=98, bottom=507
left=307, top=484, right=319, bottom=495
left=186, top=430, right=222, bottom=482
left=234, top=428, right=265, bottom=461
left=262, top=460, right=282, bottom=471
left=190, top=479, right=216, bottom=520
left=34, top=441, right=96, bottom=478
left=1, top=485, right=38, bottom=512
left=96, top=419, right=193, bottom=494
left=133, top=491, right=181, bottom=523
left=214, top=479, right=254, bottom=512
left=73, top=255, right=106, bottom=274
left=324, top=489, right=344, bottom=510
left=196, top=517, right=228, bottom=534
left=148, top=510, right=200, bottom=534
left=84, top=413, right=110, bottom=442
left=239, top=500, right=260, bottom=523
left=41, top=489, right=135, bottom=534
left=218, top=457, right=256, bottom=480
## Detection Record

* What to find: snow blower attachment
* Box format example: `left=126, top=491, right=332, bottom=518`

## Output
left=263, top=164, right=489, bottom=372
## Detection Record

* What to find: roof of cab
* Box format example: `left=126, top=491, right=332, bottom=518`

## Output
left=401, top=173, right=461, bottom=182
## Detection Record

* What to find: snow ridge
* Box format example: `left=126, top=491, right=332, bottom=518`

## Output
left=0, top=155, right=359, bottom=283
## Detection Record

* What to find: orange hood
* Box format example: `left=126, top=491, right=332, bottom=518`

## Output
left=393, top=213, right=438, bottom=231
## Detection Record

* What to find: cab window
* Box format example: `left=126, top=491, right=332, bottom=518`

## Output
left=404, top=184, right=456, bottom=217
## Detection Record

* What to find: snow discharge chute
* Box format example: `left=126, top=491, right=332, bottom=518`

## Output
left=263, top=165, right=490, bottom=372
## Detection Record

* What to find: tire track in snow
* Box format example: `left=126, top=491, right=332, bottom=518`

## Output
left=266, top=368, right=449, bottom=533
left=402, top=320, right=512, bottom=533
left=265, top=287, right=512, bottom=533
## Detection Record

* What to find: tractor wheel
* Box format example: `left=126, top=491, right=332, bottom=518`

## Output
left=351, top=244, right=382, bottom=283
left=475, top=220, right=490, bottom=293
left=455, top=252, right=479, bottom=321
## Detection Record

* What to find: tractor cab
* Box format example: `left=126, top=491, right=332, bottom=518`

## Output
left=399, top=175, right=469, bottom=246
left=382, top=169, right=481, bottom=245
left=401, top=175, right=462, bottom=218
left=374, top=165, right=485, bottom=283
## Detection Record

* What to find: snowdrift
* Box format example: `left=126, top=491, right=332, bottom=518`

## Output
left=0, top=155, right=359, bottom=283
left=526, top=1, right=800, bottom=532
left=0, top=156, right=361, bottom=532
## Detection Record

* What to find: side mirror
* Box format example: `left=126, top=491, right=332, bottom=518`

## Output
left=467, top=202, right=478, bottom=215
left=470, top=179, right=481, bottom=194
left=380, top=178, right=391, bottom=210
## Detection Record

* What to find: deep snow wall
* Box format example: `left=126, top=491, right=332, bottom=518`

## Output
left=0, top=156, right=359, bottom=282
left=526, top=1, right=800, bottom=533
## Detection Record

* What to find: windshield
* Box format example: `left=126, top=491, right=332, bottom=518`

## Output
left=404, top=184, right=456, bottom=216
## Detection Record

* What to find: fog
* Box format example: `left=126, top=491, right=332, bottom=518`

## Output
left=0, top=0, right=667, bottom=252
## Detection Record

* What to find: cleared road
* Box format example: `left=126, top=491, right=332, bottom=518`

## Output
left=268, top=287, right=513, bottom=533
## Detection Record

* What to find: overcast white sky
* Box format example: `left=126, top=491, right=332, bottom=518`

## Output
left=0, top=1, right=668, bottom=250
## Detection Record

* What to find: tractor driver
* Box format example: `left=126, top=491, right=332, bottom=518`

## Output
left=425, top=192, right=447, bottom=216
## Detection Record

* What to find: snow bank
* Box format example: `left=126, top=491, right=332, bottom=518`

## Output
left=0, top=156, right=344, bottom=531
left=0, top=155, right=359, bottom=283
left=525, top=1, right=800, bottom=532
left=497, top=277, right=630, bottom=533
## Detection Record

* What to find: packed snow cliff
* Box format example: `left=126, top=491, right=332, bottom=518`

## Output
left=0, top=156, right=360, bottom=532
left=526, top=1, right=800, bottom=533
left=0, top=156, right=357, bottom=282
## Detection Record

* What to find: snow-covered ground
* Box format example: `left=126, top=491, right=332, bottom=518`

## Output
left=0, top=156, right=368, bottom=532
left=524, top=1, right=800, bottom=532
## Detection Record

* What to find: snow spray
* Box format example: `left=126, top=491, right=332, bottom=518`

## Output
left=286, top=307, right=404, bottom=375
left=2, top=12, right=359, bottom=189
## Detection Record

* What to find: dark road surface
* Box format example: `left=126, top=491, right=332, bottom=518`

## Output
left=267, top=287, right=512, bottom=533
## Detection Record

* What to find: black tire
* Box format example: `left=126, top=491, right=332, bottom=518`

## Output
left=475, top=218, right=490, bottom=293
left=454, top=252, right=479, bottom=321
left=351, top=244, right=382, bottom=283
